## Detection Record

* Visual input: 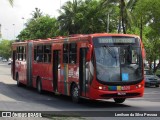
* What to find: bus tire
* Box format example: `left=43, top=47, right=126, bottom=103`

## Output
left=114, top=98, right=125, bottom=103
left=16, top=73, right=21, bottom=87
left=71, top=84, right=80, bottom=103
left=37, top=78, right=42, bottom=94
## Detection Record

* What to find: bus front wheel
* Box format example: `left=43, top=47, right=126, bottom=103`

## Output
left=114, top=98, right=125, bottom=103
left=71, top=84, right=80, bottom=103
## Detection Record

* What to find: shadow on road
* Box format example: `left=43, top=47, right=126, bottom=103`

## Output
left=0, top=81, right=132, bottom=110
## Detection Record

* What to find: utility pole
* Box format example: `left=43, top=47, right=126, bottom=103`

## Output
left=13, top=24, right=15, bottom=40
left=107, top=13, right=110, bottom=33
left=22, top=17, right=25, bottom=29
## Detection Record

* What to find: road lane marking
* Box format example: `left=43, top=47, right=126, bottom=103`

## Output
left=144, top=91, right=160, bottom=95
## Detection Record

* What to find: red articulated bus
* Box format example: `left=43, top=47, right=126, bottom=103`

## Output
left=11, top=33, right=145, bottom=103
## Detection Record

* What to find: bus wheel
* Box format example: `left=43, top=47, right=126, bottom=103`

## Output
left=16, top=74, right=21, bottom=87
left=114, top=98, right=125, bottom=103
left=37, top=78, right=42, bottom=94
left=71, top=84, right=80, bottom=103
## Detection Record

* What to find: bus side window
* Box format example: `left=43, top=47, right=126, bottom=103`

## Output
left=17, top=46, right=23, bottom=61
left=44, top=45, right=51, bottom=63
left=23, top=46, right=26, bottom=61
left=69, top=43, right=77, bottom=64
left=21, top=46, right=24, bottom=61
left=37, top=45, right=43, bottom=62
left=16, top=47, right=19, bottom=60
left=34, top=46, right=37, bottom=61
left=63, top=44, right=68, bottom=63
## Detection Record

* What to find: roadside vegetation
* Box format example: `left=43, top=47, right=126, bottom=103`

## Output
left=1, top=0, right=160, bottom=73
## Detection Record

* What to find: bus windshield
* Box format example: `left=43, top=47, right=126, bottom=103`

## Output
left=93, top=36, right=143, bottom=84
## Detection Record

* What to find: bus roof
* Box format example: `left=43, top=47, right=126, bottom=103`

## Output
left=12, top=33, right=140, bottom=45
left=89, top=33, right=140, bottom=38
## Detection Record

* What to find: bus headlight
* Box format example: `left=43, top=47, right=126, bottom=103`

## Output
left=136, top=84, right=142, bottom=89
left=98, top=86, right=103, bottom=90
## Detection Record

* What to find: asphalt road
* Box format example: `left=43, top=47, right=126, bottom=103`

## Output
left=0, top=61, right=160, bottom=120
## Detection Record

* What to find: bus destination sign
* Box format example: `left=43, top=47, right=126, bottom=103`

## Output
left=98, top=37, right=135, bottom=44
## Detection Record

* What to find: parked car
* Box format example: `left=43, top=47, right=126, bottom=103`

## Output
left=8, top=61, right=12, bottom=65
left=157, top=75, right=160, bottom=78
left=8, top=58, right=12, bottom=65
left=2, top=58, right=7, bottom=62
left=144, top=69, right=160, bottom=87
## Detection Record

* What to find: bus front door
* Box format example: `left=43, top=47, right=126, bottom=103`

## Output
left=79, top=48, right=88, bottom=97
left=53, top=50, right=60, bottom=92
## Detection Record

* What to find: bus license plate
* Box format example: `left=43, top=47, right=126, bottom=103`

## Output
left=121, top=86, right=130, bottom=90
left=118, top=92, right=126, bottom=95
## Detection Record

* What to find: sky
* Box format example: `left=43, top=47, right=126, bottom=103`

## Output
left=0, top=0, right=70, bottom=40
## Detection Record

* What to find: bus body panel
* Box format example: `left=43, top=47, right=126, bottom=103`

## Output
left=88, top=80, right=144, bottom=100
left=11, top=33, right=145, bottom=102
left=12, top=43, right=28, bottom=85
left=32, top=58, right=53, bottom=91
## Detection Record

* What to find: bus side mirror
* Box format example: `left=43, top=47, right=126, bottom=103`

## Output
left=86, top=44, right=93, bottom=62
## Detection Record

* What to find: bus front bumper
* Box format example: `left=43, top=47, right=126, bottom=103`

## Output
left=88, top=86, right=144, bottom=100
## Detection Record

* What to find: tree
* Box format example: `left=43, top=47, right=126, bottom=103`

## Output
left=58, top=0, right=109, bottom=34
left=101, top=0, right=138, bottom=34
left=7, top=0, right=13, bottom=6
left=58, top=0, right=83, bottom=34
left=79, top=0, right=107, bottom=33
left=100, top=0, right=120, bottom=33
left=0, top=40, right=12, bottom=60
left=17, top=16, right=59, bottom=40
left=134, top=0, right=160, bottom=72
left=31, top=8, right=43, bottom=20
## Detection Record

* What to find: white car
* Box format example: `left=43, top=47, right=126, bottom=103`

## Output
left=2, top=59, right=7, bottom=62
left=8, top=59, right=12, bottom=65
left=8, top=61, right=12, bottom=65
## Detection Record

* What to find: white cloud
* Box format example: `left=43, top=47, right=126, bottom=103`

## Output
left=0, top=0, right=70, bottom=40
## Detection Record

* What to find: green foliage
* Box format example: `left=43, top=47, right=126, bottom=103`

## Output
left=58, top=0, right=114, bottom=34
left=134, top=0, right=160, bottom=71
left=31, top=8, right=43, bottom=20
left=0, top=40, right=12, bottom=60
left=17, top=16, right=59, bottom=40
left=101, top=0, right=138, bottom=34
left=8, top=0, right=14, bottom=7
left=58, top=0, right=84, bottom=34
left=16, top=0, right=160, bottom=72
left=77, top=0, right=106, bottom=33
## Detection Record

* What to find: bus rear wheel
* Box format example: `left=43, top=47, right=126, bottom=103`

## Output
left=114, top=98, right=126, bottom=103
left=71, top=84, right=80, bottom=103
left=37, top=78, right=42, bottom=94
